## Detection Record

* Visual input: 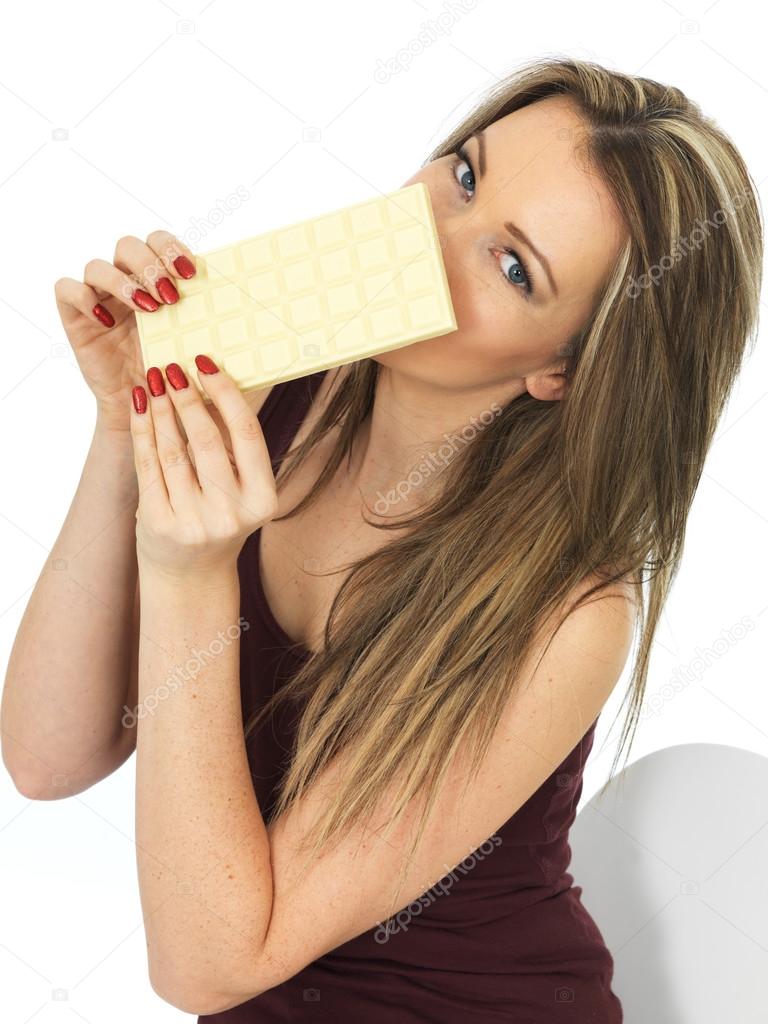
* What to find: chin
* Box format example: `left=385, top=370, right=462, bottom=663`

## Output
left=370, top=338, right=482, bottom=392
left=370, top=335, right=449, bottom=375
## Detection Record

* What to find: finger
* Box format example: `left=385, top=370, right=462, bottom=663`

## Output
left=144, top=229, right=197, bottom=283
left=144, top=365, right=202, bottom=510
left=113, top=235, right=181, bottom=308
left=160, top=360, right=238, bottom=502
left=81, top=258, right=163, bottom=316
left=186, top=436, right=237, bottom=475
left=189, top=356, right=277, bottom=508
left=54, top=276, right=120, bottom=330
left=130, top=385, right=171, bottom=519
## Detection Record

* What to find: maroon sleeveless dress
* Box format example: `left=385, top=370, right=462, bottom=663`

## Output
left=204, top=370, right=623, bottom=1022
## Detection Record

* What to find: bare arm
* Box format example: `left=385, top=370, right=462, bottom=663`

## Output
left=136, top=565, right=634, bottom=1016
left=1, top=422, right=142, bottom=799
left=0, top=226, right=267, bottom=796
left=2, top=226, right=201, bottom=798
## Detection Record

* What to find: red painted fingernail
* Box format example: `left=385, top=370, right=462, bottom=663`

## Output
left=93, top=303, right=115, bottom=328
left=173, top=255, right=196, bottom=279
left=146, top=366, right=165, bottom=396
left=165, top=363, right=188, bottom=390
left=195, top=354, right=219, bottom=374
left=156, top=277, right=179, bottom=304
left=133, top=289, right=159, bottom=312
left=132, top=385, right=147, bottom=414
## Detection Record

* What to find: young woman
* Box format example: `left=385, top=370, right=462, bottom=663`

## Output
left=3, top=57, right=762, bottom=1021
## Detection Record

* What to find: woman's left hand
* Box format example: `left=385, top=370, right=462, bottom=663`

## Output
left=129, top=355, right=279, bottom=579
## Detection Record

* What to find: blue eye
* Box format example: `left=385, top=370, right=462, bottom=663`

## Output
left=450, top=145, right=534, bottom=299
left=499, top=250, right=530, bottom=289
left=453, top=157, right=475, bottom=195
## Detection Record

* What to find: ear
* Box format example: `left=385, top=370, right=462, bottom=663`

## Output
left=525, top=368, right=569, bottom=402
left=526, top=342, right=572, bottom=401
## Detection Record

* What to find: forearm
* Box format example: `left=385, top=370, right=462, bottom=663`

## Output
left=2, top=423, right=140, bottom=793
left=134, top=561, right=271, bottom=1009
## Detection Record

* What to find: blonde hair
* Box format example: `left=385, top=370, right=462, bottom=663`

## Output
left=244, top=56, right=763, bottom=913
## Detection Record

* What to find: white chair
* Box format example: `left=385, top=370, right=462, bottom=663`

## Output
left=569, top=743, right=768, bottom=1023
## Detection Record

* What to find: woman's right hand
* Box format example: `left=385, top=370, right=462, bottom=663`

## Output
left=54, top=230, right=197, bottom=434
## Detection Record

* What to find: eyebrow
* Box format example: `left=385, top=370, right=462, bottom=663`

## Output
left=469, top=129, right=560, bottom=298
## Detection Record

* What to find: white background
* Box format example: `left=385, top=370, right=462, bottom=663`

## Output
left=1, top=0, right=765, bottom=1020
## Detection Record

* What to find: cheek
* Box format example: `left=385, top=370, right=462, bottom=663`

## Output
left=442, top=274, right=554, bottom=375
left=440, top=247, right=519, bottom=354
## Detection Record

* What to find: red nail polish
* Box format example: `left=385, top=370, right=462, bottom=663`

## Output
left=173, top=255, right=196, bottom=279
left=132, top=385, right=147, bottom=414
left=93, top=303, right=115, bottom=327
left=156, top=277, right=179, bottom=304
left=133, top=289, right=159, bottom=312
left=165, top=363, right=188, bottom=390
left=195, top=354, right=219, bottom=374
left=147, top=366, right=166, bottom=396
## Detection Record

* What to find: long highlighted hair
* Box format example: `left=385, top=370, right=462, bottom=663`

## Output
left=244, top=56, right=763, bottom=910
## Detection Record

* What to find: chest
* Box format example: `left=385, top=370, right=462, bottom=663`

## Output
left=257, top=477, right=391, bottom=654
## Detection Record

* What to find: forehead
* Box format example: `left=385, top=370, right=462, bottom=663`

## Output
left=480, top=100, right=626, bottom=299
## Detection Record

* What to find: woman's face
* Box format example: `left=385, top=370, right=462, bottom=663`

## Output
left=382, top=95, right=628, bottom=401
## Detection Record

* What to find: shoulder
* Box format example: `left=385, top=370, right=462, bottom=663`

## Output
left=443, top=571, right=636, bottom=802
left=505, top=568, right=637, bottom=729
left=540, top=568, right=637, bottom=675
left=563, top=568, right=638, bottom=634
